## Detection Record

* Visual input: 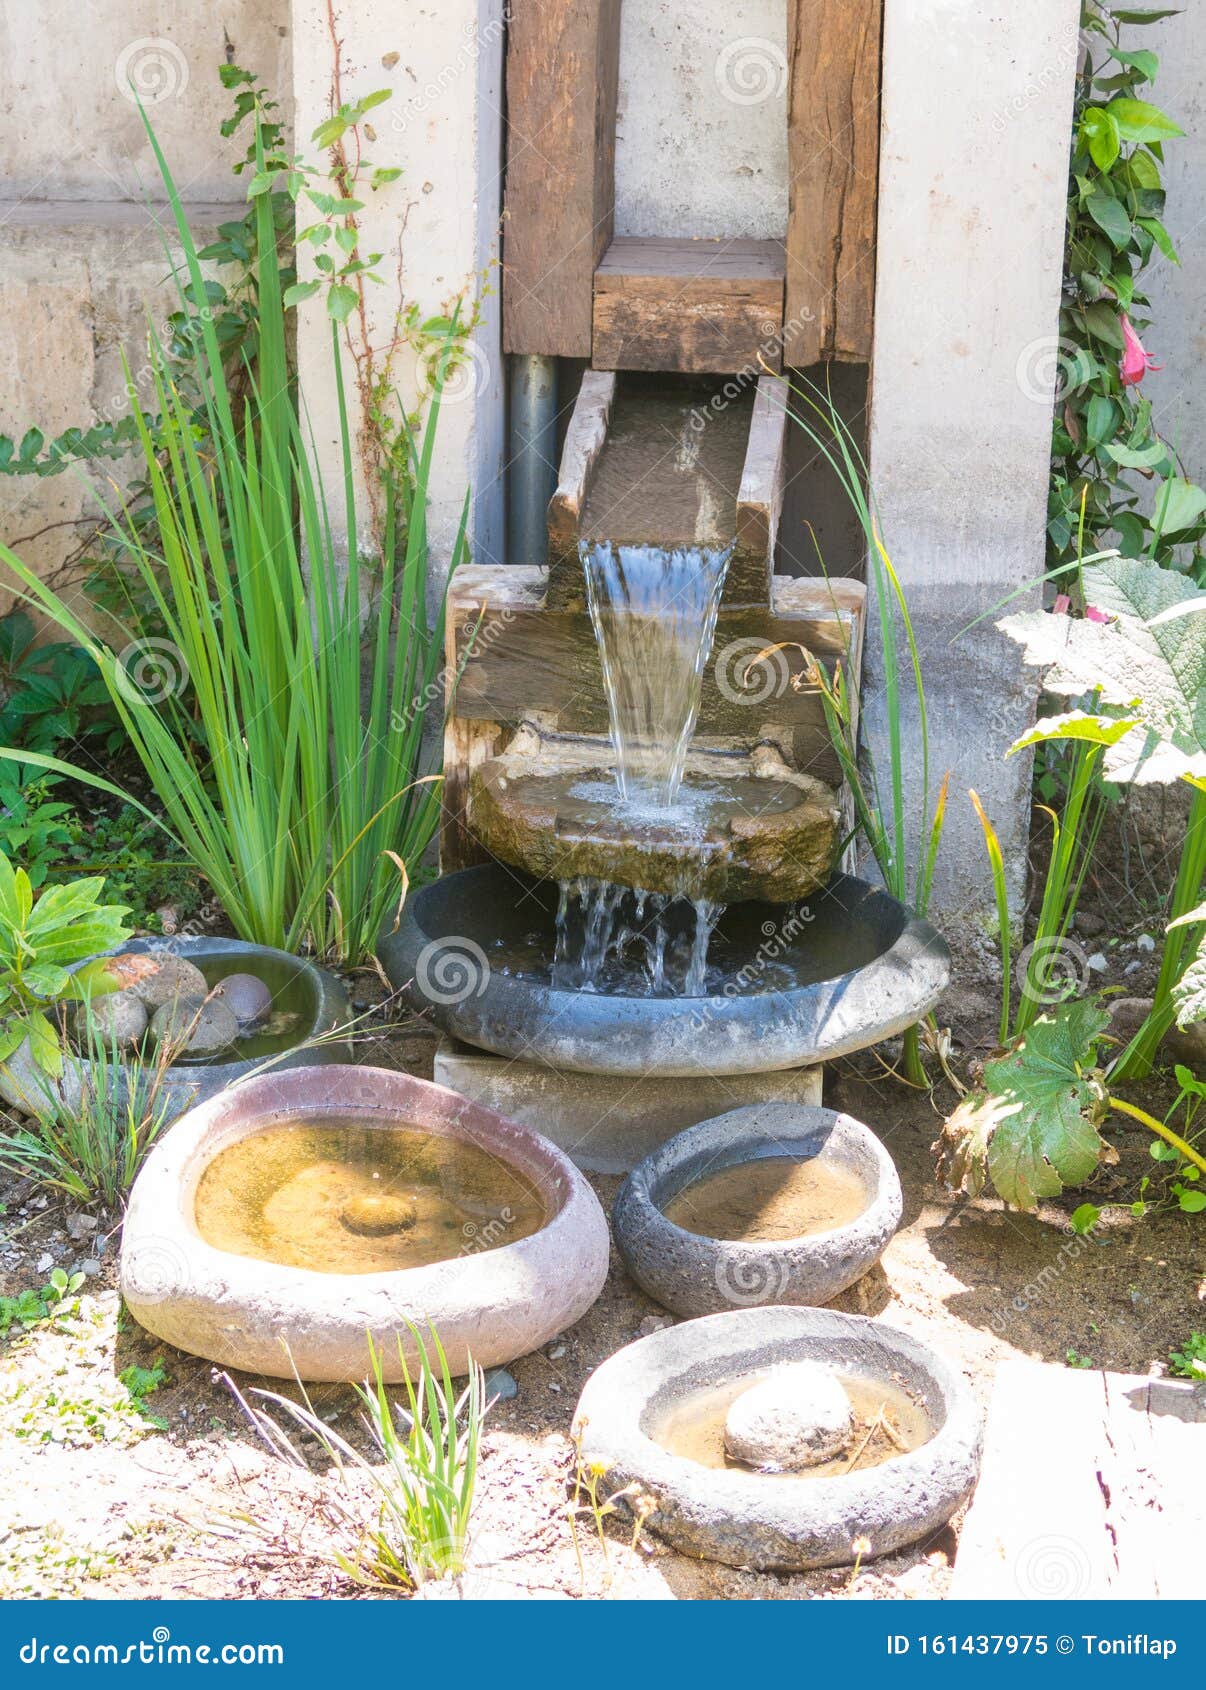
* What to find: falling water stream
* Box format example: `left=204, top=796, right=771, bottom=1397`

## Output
left=552, top=542, right=733, bottom=996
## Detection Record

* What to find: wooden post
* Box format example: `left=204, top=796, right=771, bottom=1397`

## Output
left=502, top=1, right=623, bottom=358
left=784, top=0, right=884, bottom=368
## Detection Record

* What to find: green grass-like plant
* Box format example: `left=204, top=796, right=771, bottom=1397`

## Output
left=0, top=106, right=465, bottom=964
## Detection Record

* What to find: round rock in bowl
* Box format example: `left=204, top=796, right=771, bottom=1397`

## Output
left=573, top=1306, right=982, bottom=1571
left=121, top=1064, right=611, bottom=1381
left=613, top=1104, right=902, bottom=1318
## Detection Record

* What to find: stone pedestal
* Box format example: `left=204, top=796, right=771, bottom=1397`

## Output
left=433, top=1037, right=823, bottom=1174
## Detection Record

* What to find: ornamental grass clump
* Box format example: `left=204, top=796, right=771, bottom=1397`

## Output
left=0, top=104, right=465, bottom=965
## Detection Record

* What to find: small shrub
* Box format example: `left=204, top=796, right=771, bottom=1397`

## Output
left=1168, top=1332, right=1206, bottom=1381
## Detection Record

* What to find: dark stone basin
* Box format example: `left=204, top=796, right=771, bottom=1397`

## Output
left=378, top=865, right=950, bottom=1078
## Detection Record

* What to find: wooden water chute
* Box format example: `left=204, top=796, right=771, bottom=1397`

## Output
left=501, top=0, right=885, bottom=373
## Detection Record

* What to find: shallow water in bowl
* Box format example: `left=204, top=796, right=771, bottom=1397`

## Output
left=662, top=1155, right=869, bottom=1242
left=165, top=956, right=316, bottom=1066
left=194, top=1118, right=548, bottom=1274
left=652, top=1370, right=932, bottom=1477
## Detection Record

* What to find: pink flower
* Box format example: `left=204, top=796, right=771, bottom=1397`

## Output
left=1085, top=605, right=1111, bottom=624
left=1119, top=314, right=1161, bottom=386
left=1053, top=593, right=1072, bottom=615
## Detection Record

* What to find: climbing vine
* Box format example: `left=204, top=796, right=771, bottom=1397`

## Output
left=1051, top=4, right=1202, bottom=585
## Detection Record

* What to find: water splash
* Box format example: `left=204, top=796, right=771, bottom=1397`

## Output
left=552, top=877, right=723, bottom=998
left=581, top=542, right=733, bottom=807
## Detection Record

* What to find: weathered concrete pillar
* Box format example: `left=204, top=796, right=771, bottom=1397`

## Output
left=290, top=0, right=506, bottom=575
left=866, top=0, right=1081, bottom=954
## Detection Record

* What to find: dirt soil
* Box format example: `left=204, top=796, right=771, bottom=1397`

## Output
left=1, top=909, right=1201, bottom=1603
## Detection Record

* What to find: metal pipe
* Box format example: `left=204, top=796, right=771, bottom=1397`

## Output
left=507, top=354, right=559, bottom=566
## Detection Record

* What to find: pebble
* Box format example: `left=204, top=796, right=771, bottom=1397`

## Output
left=213, top=972, right=273, bottom=1027
left=1073, top=909, right=1105, bottom=938
left=80, top=1258, right=101, bottom=1276
left=1136, top=933, right=1156, bottom=953
left=35, top=1252, right=54, bottom=1274
left=548, top=1382, right=562, bottom=1394
left=546, top=1341, right=567, bottom=1361
left=80, top=989, right=148, bottom=1049
left=484, top=1367, right=518, bottom=1402
left=1087, top=953, right=1107, bottom=973
left=723, top=1362, right=855, bottom=1472
left=66, top=1212, right=98, bottom=1241
left=637, top=1314, right=674, bottom=1339
left=151, top=996, right=239, bottom=1056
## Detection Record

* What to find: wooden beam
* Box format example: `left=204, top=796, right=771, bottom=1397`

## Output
left=784, top=0, right=883, bottom=368
left=546, top=369, right=617, bottom=565
left=502, top=1, right=622, bottom=358
left=592, top=237, right=785, bottom=375
left=729, top=375, right=790, bottom=607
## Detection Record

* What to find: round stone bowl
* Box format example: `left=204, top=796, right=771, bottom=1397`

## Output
left=0, top=937, right=350, bottom=1120
left=573, top=1307, right=982, bottom=1571
left=379, top=864, right=950, bottom=1077
left=613, top=1104, right=903, bottom=1317
left=120, top=1064, right=610, bottom=1381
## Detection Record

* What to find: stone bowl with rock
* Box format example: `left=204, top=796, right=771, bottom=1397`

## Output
left=0, top=937, right=349, bottom=1119
left=573, top=1306, right=982, bottom=1571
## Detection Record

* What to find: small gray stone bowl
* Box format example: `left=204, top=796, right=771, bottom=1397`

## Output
left=0, top=937, right=351, bottom=1120
left=573, top=1306, right=983, bottom=1571
left=613, top=1103, right=903, bottom=1318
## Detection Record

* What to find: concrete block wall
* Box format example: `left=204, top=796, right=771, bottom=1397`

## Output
left=0, top=2, right=290, bottom=612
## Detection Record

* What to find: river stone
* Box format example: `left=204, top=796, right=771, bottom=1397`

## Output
left=150, top=996, right=239, bottom=1056
left=122, top=954, right=209, bottom=1012
left=78, top=988, right=148, bottom=1049
left=213, top=971, right=273, bottom=1027
left=723, top=1362, right=854, bottom=1471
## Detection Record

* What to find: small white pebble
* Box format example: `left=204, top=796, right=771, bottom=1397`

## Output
left=1125, top=960, right=1142, bottom=975
left=548, top=1382, right=562, bottom=1393
left=1087, top=953, right=1107, bottom=973
left=1136, top=933, right=1156, bottom=953
left=546, top=1341, right=567, bottom=1361
left=35, top=1251, right=54, bottom=1274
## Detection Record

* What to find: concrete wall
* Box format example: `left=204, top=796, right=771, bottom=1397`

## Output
left=1139, top=9, right=1206, bottom=503
left=0, top=3, right=291, bottom=201
left=615, top=0, right=789, bottom=241
left=0, top=2, right=290, bottom=613
left=289, top=0, right=506, bottom=577
left=866, top=0, right=1082, bottom=950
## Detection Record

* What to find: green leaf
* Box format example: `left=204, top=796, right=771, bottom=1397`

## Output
left=1070, top=1203, right=1101, bottom=1236
left=1107, top=98, right=1184, bottom=144
left=937, top=1001, right=1112, bottom=1210
left=327, top=283, right=359, bottom=323
left=1081, top=109, right=1121, bottom=172
left=1107, top=10, right=1182, bottom=25
left=1153, top=477, right=1206, bottom=536
left=1083, top=300, right=1127, bottom=350
left=23, top=1009, right=62, bottom=1077
left=281, top=281, right=322, bottom=307
left=1084, top=394, right=1118, bottom=450
left=1137, top=216, right=1180, bottom=264
left=1085, top=188, right=1134, bottom=250
left=1109, top=47, right=1159, bottom=82
left=1105, top=439, right=1172, bottom=471
left=1001, top=557, right=1206, bottom=788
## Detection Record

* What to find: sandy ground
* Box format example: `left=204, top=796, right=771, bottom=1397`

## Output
left=1, top=937, right=1201, bottom=1602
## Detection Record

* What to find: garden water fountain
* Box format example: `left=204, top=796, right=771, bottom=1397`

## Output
left=381, top=371, right=950, bottom=1171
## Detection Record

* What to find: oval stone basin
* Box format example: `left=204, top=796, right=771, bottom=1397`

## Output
left=379, top=864, right=950, bottom=1077
left=121, top=1065, right=610, bottom=1381
left=573, top=1307, right=982, bottom=1571
left=613, top=1104, right=903, bottom=1317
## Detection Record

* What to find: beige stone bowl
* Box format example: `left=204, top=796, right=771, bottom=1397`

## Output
left=120, top=1065, right=610, bottom=1382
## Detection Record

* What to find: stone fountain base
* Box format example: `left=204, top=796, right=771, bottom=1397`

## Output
left=434, top=1037, right=821, bottom=1175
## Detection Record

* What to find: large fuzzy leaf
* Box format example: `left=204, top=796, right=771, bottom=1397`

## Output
left=1173, top=941, right=1206, bottom=1030
left=935, top=1000, right=1112, bottom=1210
left=1000, top=558, right=1206, bottom=788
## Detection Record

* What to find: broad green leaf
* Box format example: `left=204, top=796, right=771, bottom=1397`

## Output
left=1084, top=394, right=1118, bottom=449
left=1104, top=438, right=1172, bottom=470
left=1153, top=476, right=1206, bottom=536
left=1168, top=900, right=1206, bottom=932
left=1109, top=47, right=1159, bottom=81
left=1107, top=10, right=1182, bottom=27
left=1137, top=216, right=1179, bottom=264
left=21, top=961, right=71, bottom=1001
left=1083, top=300, right=1127, bottom=350
left=327, top=283, right=359, bottom=323
left=1009, top=710, right=1140, bottom=756
left=23, top=1009, right=62, bottom=1077
left=282, top=281, right=321, bottom=307
left=1081, top=109, right=1121, bottom=172
left=1001, top=557, right=1206, bottom=788
left=937, top=1002, right=1111, bottom=1210
left=1085, top=188, right=1134, bottom=250
left=1107, top=97, right=1185, bottom=144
